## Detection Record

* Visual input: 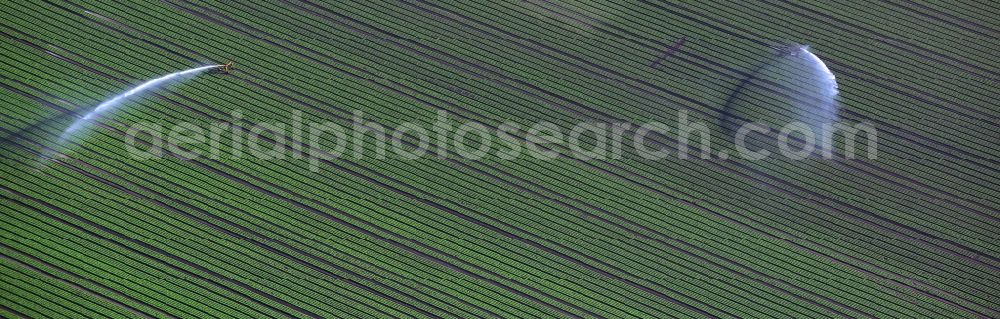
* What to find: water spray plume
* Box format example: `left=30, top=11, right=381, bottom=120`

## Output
left=799, top=46, right=838, bottom=102
left=38, top=64, right=223, bottom=164
left=718, top=44, right=840, bottom=156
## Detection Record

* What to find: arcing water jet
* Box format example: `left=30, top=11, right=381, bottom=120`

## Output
left=59, top=65, right=220, bottom=139
left=38, top=64, right=223, bottom=163
left=718, top=44, right=841, bottom=156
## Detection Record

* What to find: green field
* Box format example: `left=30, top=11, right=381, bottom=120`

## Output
left=1, top=0, right=997, bottom=318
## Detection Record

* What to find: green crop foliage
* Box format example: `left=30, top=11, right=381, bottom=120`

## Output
left=1, top=1, right=995, bottom=318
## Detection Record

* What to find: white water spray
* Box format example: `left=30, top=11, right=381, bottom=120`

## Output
left=717, top=44, right=841, bottom=157
left=791, top=45, right=841, bottom=156
left=40, top=65, right=219, bottom=162
left=798, top=45, right=838, bottom=111
left=59, top=65, right=219, bottom=139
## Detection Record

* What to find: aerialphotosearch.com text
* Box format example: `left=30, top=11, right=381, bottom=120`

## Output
left=123, top=109, right=878, bottom=172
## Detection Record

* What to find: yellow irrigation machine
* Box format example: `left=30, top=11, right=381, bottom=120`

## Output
left=218, top=61, right=234, bottom=74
